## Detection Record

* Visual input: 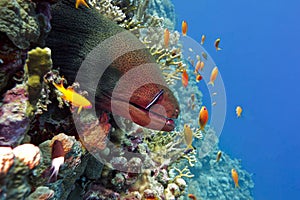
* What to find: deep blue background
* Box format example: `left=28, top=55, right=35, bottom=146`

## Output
left=172, top=0, right=300, bottom=199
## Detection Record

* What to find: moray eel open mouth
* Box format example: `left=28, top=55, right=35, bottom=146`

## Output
left=101, top=88, right=179, bottom=132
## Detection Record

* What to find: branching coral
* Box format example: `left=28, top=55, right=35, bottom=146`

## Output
left=172, top=166, right=194, bottom=180
left=89, top=0, right=126, bottom=22
left=182, top=152, right=197, bottom=167
left=139, top=27, right=186, bottom=85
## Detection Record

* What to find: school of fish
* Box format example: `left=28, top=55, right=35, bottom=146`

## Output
left=179, top=20, right=243, bottom=190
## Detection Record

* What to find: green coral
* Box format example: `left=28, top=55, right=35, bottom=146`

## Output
left=0, top=0, right=40, bottom=49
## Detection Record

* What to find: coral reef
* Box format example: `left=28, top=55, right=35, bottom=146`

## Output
left=24, top=47, right=53, bottom=116
left=0, top=0, right=255, bottom=199
left=0, top=0, right=40, bottom=49
left=89, top=0, right=126, bottom=22
left=147, top=0, right=176, bottom=29
left=0, top=85, right=30, bottom=147
left=0, top=0, right=53, bottom=94
left=184, top=147, right=255, bottom=200
left=0, top=144, right=41, bottom=200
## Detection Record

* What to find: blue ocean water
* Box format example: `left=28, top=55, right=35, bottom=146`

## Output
left=172, top=0, right=300, bottom=199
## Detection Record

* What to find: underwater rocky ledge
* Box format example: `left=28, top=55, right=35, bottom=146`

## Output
left=0, top=0, right=254, bottom=199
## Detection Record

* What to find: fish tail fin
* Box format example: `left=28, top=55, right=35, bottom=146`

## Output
left=48, top=166, right=58, bottom=183
left=218, top=47, right=222, bottom=51
left=208, top=81, right=214, bottom=86
left=77, top=106, right=83, bottom=114
left=235, top=183, right=240, bottom=188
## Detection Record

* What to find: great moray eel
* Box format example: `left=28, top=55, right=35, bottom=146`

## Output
left=45, top=0, right=179, bottom=131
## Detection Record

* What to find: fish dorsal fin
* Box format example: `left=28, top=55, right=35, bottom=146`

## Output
left=52, top=81, right=65, bottom=89
left=66, top=87, right=75, bottom=92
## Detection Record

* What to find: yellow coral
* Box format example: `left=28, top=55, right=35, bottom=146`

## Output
left=24, top=47, right=52, bottom=116
left=173, top=166, right=194, bottom=180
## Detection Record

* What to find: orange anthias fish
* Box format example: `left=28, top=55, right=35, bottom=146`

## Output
left=182, top=20, right=188, bottom=36
left=188, top=194, right=197, bottom=200
left=231, top=168, right=239, bottom=188
left=75, top=0, right=90, bottom=9
left=214, top=38, right=222, bottom=51
left=53, top=81, right=92, bottom=114
left=164, top=28, right=170, bottom=48
left=208, top=66, right=218, bottom=86
left=195, top=61, right=204, bottom=73
left=236, top=106, right=243, bottom=117
left=196, top=74, right=202, bottom=82
left=182, top=69, right=189, bottom=88
left=199, top=106, right=208, bottom=130
left=201, top=34, right=206, bottom=45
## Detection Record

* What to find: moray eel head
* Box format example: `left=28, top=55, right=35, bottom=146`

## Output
left=96, top=62, right=180, bottom=132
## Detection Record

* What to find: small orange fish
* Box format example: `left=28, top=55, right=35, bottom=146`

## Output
left=182, top=69, right=189, bottom=88
left=196, top=74, right=202, bottom=82
left=216, top=151, right=222, bottom=162
left=182, top=20, right=188, bottom=36
left=208, top=66, right=218, bottom=86
left=214, top=38, right=222, bottom=51
left=75, top=0, right=90, bottom=9
left=188, top=194, right=197, bottom=200
left=231, top=168, right=239, bottom=188
left=164, top=28, right=170, bottom=48
left=199, top=106, right=208, bottom=130
left=53, top=81, right=92, bottom=114
left=201, top=34, right=206, bottom=45
left=236, top=106, right=242, bottom=117
left=195, top=61, right=204, bottom=73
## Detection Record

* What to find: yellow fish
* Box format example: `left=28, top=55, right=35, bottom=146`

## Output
left=184, top=124, right=193, bottom=150
left=201, top=34, right=206, bottom=45
left=214, top=38, right=222, bottom=51
left=216, top=151, right=222, bottom=162
left=236, top=106, right=242, bottom=117
left=208, top=66, right=218, bottom=86
left=53, top=81, right=92, bottom=114
left=199, top=106, right=208, bottom=130
left=182, top=20, right=188, bottom=36
left=231, top=169, right=239, bottom=188
left=75, top=0, right=90, bottom=9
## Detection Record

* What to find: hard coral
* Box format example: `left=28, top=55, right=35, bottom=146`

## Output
left=0, top=147, right=14, bottom=176
left=0, top=0, right=40, bottom=49
left=24, top=47, right=52, bottom=115
left=26, top=186, right=54, bottom=200
left=13, top=143, right=41, bottom=169
left=0, top=84, right=30, bottom=147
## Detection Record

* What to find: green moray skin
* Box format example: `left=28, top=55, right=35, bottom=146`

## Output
left=45, top=0, right=179, bottom=131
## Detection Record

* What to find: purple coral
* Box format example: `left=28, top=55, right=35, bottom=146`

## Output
left=0, top=85, right=30, bottom=147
